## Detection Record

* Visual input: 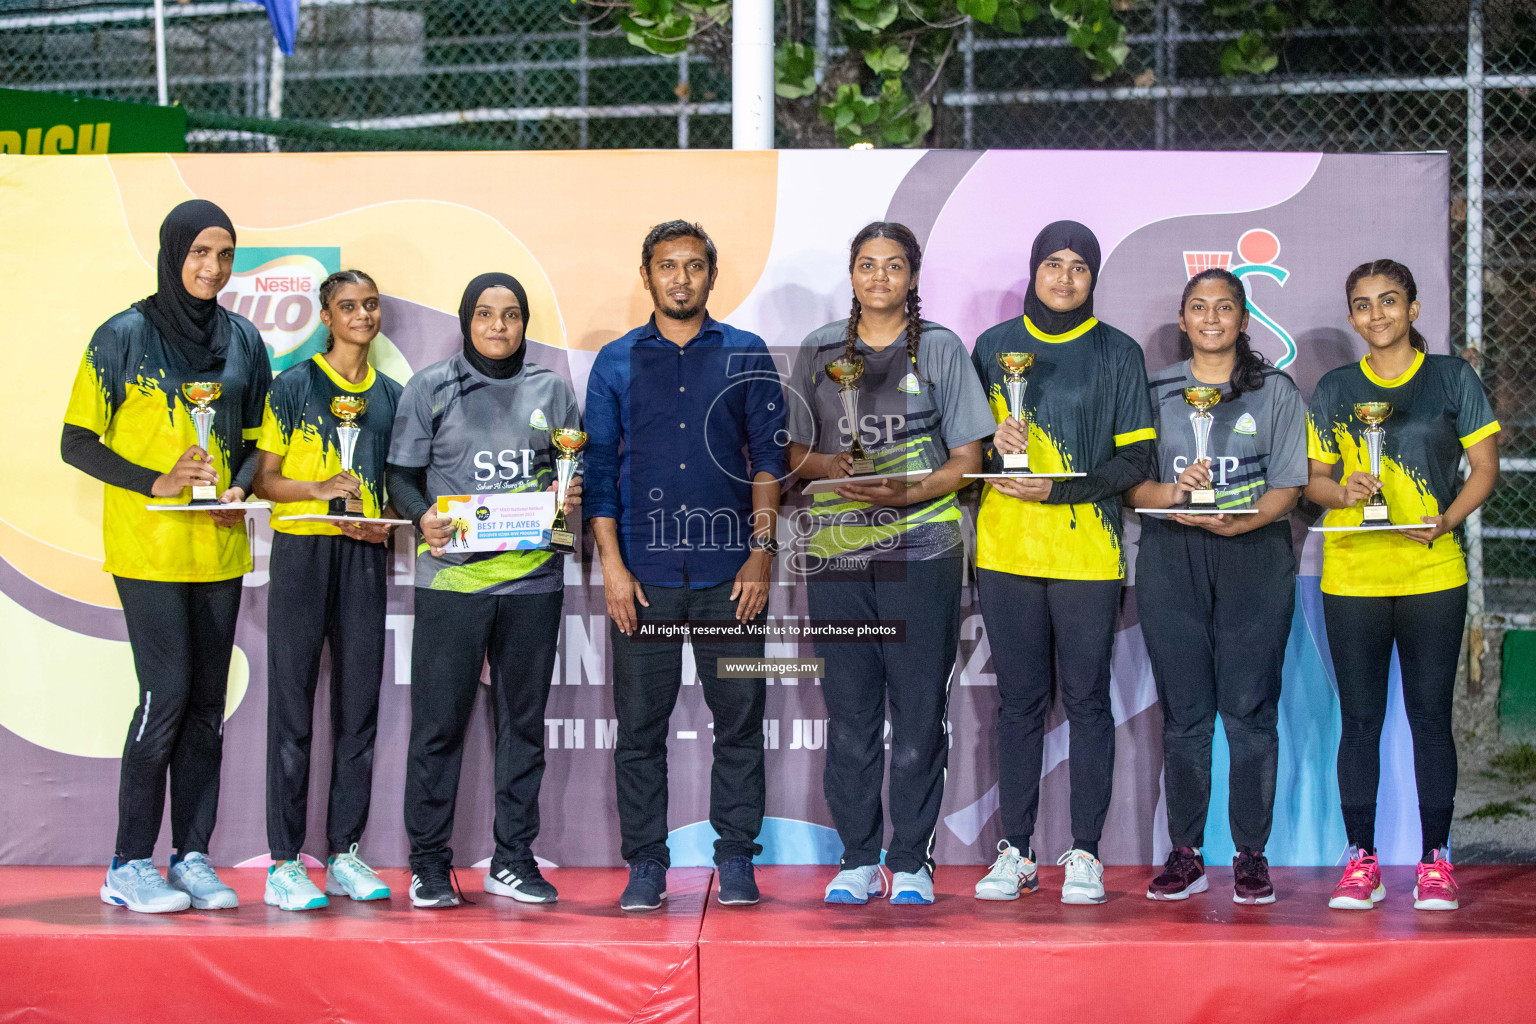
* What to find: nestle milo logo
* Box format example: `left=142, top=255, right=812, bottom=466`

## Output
left=217, top=247, right=341, bottom=372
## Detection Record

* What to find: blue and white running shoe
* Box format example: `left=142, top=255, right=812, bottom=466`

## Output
left=890, top=868, right=935, bottom=905
left=823, top=865, right=886, bottom=905
left=100, top=858, right=191, bottom=914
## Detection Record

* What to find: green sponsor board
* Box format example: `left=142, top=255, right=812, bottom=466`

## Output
left=217, top=248, right=343, bottom=372
left=0, top=88, right=186, bottom=154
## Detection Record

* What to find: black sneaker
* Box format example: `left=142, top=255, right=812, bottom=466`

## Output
left=1233, top=848, right=1276, bottom=905
left=716, top=855, right=760, bottom=906
left=409, top=861, right=464, bottom=909
left=1147, top=846, right=1207, bottom=901
left=484, top=862, right=558, bottom=904
left=619, top=859, right=667, bottom=912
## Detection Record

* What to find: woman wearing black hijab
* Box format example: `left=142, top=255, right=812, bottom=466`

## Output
left=384, top=273, right=583, bottom=909
left=969, top=221, right=1156, bottom=905
left=62, top=199, right=271, bottom=914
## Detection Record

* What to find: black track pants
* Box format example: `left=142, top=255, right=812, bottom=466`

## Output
left=265, top=531, right=389, bottom=861
left=808, top=558, right=961, bottom=876
left=404, top=586, right=563, bottom=872
left=978, top=569, right=1123, bottom=851
left=113, top=575, right=244, bottom=862
left=1324, top=584, right=1466, bottom=854
left=1136, top=519, right=1295, bottom=852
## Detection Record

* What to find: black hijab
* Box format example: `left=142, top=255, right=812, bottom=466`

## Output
left=133, top=199, right=237, bottom=374
left=459, top=272, right=530, bottom=380
left=1023, top=219, right=1102, bottom=337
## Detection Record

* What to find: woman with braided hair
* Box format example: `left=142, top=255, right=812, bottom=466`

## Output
left=786, top=222, right=992, bottom=906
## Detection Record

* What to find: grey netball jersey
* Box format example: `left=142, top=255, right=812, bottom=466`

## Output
left=786, top=320, right=993, bottom=562
left=1146, top=359, right=1308, bottom=510
left=388, top=353, right=581, bottom=593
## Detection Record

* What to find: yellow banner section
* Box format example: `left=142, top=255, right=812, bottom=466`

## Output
left=0, top=151, right=779, bottom=607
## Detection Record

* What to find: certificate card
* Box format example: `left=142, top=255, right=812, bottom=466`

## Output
left=436, top=491, right=557, bottom=553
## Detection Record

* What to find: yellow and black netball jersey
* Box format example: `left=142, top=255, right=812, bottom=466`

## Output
left=971, top=316, right=1155, bottom=580
left=1307, top=350, right=1499, bottom=597
left=258, top=354, right=403, bottom=535
left=63, top=308, right=271, bottom=582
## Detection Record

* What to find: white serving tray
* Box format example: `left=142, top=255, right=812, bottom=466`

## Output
left=280, top=514, right=412, bottom=525
left=803, top=469, right=933, bottom=495
left=1308, top=523, right=1435, bottom=533
left=964, top=472, right=1087, bottom=480
left=146, top=501, right=271, bottom=511
left=1134, top=508, right=1259, bottom=516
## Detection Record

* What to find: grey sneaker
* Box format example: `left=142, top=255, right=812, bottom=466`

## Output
left=168, top=852, right=239, bottom=910
left=101, top=858, right=192, bottom=914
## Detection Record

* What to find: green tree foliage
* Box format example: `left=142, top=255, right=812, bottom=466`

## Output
left=573, top=0, right=1340, bottom=146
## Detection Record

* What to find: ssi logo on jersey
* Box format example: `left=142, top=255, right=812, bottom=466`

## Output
left=530, top=408, right=549, bottom=430
left=1233, top=413, right=1258, bottom=435
left=897, top=372, right=921, bottom=394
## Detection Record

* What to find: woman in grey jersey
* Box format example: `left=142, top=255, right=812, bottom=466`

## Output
left=384, top=272, right=582, bottom=910
left=1125, top=268, right=1308, bottom=906
left=786, top=222, right=993, bottom=906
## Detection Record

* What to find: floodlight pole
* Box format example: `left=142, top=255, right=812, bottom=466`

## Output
left=1465, top=0, right=1487, bottom=682
left=732, top=0, right=773, bottom=149
left=152, top=0, right=168, bottom=105
left=268, top=40, right=285, bottom=120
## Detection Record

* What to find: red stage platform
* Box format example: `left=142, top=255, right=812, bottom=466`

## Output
left=700, top=866, right=1536, bottom=1024
left=4, top=865, right=1536, bottom=1024
left=0, top=867, right=709, bottom=1024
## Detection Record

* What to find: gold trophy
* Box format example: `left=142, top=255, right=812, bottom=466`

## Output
left=824, top=356, right=875, bottom=475
left=181, top=382, right=222, bottom=505
left=1354, top=401, right=1393, bottom=523
left=329, top=396, right=369, bottom=517
left=1184, top=386, right=1222, bottom=510
left=549, top=427, right=587, bottom=553
left=997, top=352, right=1036, bottom=472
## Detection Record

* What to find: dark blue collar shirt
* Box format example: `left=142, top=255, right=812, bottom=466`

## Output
left=582, top=314, right=788, bottom=588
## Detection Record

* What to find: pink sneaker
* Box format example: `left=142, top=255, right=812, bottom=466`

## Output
left=1413, top=852, right=1459, bottom=911
left=1328, top=851, right=1384, bottom=910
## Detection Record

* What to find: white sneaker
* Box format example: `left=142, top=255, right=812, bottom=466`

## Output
left=265, top=860, right=329, bottom=911
left=975, top=841, right=1038, bottom=901
left=1058, top=848, right=1106, bottom=905
left=823, top=865, right=887, bottom=905
left=326, top=845, right=391, bottom=901
left=890, top=869, right=934, bottom=905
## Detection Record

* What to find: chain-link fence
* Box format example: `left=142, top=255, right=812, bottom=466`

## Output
left=944, top=1, right=1536, bottom=650
left=2, top=0, right=1532, bottom=633
left=0, top=1, right=732, bottom=150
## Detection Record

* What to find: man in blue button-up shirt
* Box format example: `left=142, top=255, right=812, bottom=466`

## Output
left=584, top=221, right=786, bottom=912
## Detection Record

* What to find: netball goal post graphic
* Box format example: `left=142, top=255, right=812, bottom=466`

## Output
left=1182, top=228, right=1296, bottom=368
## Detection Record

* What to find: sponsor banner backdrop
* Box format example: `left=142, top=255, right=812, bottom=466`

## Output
left=0, top=150, right=1449, bottom=868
